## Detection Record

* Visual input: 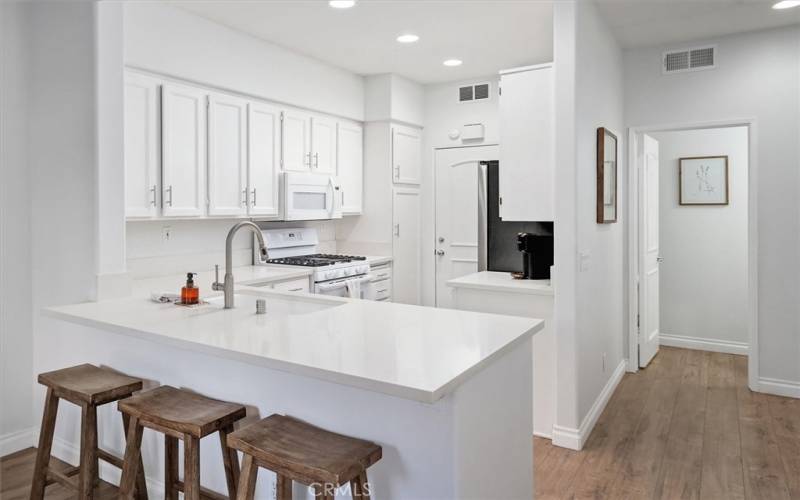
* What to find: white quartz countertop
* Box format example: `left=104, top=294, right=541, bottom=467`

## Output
left=365, top=255, right=392, bottom=267
left=448, top=271, right=554, bottom=296
left=45, top=288, right=542, bottom=403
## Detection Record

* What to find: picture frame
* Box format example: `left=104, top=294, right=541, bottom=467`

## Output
left=596, top=127, right=617, bottom=223
left=679, top=156, right=729, bottom=205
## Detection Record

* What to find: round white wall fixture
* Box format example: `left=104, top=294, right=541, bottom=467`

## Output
left=448, top=129, right=461, bottom=140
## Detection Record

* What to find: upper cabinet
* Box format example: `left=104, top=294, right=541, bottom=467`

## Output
left=282, top=110, right=312, bottom=172
left=207, top=93, right=248, bottom=216
left=392, top=124, right=422, bottom=185
left=498, top=64, right=554, bottom=222
left=337, top=121, right=363, bottom=215
left=248, top=102, right=281, bottom=218
left=311, top=115, right=337, bottom=175
left=124, top=73, right=160, bottom=218
left=161, top=83, right=207, bottom=217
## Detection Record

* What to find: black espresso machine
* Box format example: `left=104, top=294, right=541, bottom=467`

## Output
left=516, top=232, right=554, bottom=279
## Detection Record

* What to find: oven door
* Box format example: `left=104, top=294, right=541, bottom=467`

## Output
left=283, top=172, right=341, bottom=221
left=315, top=275, right=371, bottom=299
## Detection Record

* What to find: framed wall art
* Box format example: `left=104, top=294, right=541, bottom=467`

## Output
left=679, top=156, right=729, bottom=205
left=597, top=127, right=617, bottom=223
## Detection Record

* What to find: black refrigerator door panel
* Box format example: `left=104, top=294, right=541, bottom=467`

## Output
left=486, top=161, right=554, bottom=275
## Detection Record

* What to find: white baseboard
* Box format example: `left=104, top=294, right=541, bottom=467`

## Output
left=660, top=332, right=748, bottom=356
left=0, top=427, right=35, bottom=456
left=46, top=433, right=165, bottom=497
left=533, top=430, right=552, bottom=440
left=758, top=377, right=800, bottom=399
left=551, top=359, right=627, bottom=451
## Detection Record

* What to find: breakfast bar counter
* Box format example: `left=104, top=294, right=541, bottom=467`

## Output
left=44, top=287, right=542, bottom=499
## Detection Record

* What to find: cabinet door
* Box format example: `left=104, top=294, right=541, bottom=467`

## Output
left=392, top=125, right=422, bottom=185
left=248, top=102, right=281, bottom=217
left=282, top=110, right=311, bottom=172
left=499, top=65, right=553, bottom=221
left=311, top=115, right=337, bottom=175
left=207, top=93, right=247, bottom=216
left=337, top=121, right=363, bottom=215
left=162, top=84, right=207, bottom=216
left=124, top=72, right=160, bottom=218
left=392, top=188, right=421, bottom=305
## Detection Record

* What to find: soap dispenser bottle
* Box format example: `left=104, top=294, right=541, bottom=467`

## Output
left=181, top=273, right=199, bottom=305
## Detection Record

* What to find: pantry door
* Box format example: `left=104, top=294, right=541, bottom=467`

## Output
left=434, top=145, right=499, bottom=308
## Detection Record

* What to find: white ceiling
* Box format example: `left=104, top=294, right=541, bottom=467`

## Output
left=595, top=0, right=800, bottom=48
left=172, top=1, right=553, bottom=85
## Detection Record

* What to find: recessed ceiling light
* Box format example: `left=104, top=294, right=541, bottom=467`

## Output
left=396, top=34, right=420, bottom=44
left=329, top=0, right=356, bottom=9
left=773, top=0, right=800, bottom=8
left=443, top=59, right=463, bottom=67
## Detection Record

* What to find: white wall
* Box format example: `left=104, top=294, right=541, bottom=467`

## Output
left=420, top=76, right=501, bottom=306
left=0, top=1, right=33, bottom=451
left=126, top=220, right=337, bottom=279
left=553, top=0, right=626, bottom=448
left=124, top=3, right=365, bottom=121
left=652, top=127, right=749, bottom=348
left=625, top=25, right=800, bottom=390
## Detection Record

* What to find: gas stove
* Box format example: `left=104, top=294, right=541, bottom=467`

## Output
left=256, top=228, right=370, bottom=283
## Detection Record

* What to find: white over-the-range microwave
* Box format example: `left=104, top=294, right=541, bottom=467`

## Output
left=282, top=172, right=342, bottom=221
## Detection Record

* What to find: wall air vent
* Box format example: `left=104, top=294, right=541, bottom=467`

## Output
left=663, top=45, right=715, bottom=74
left=458, top=82, right=492, bottom=103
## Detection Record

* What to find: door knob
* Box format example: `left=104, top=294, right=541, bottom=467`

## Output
left=438, top=237, right=445, bottom=243
left=436, top=250, right=445, bottom=256
left=656, top=257, right=664, bottom=263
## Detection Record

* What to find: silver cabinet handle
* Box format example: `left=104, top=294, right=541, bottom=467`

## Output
left=242, top=189, right=247, bottom=206
left=377, top=273, right=389, bottom=278
left=305, top=152, right=311, bottom=167
left=314, top=152, right=319, bottom=168
left=436, top=250, right=445, bottom=256
left=150, top=185, right=157, bottom=206
left=394, top=165, right=400, bottom=179
left=288, top=287, right=303, bottom=292
left=394, top=223, right=400, bottom=237
left=165, top=185, right=173, bottom=206
left=251, top=188, right=257, bottom=206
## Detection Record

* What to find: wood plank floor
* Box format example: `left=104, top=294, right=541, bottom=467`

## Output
left=535, top=347, right=800, bottom=500
left=2, top=347, right=797, bottom=499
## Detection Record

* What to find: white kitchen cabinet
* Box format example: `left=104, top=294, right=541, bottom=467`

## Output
left=207, top=93, right=247, bottom=216
left=162, top=83, right=207, bottom=217
left=282, top=109, right=312, bottom=172
left=248, top=102, right=281, bottom=217
left=311, top=115, right=337, bottom=175
left=392, top=187, right=421, bottom=304
left=337, top=121, right=363, bottom=215
left=392, top=124, right=422, bottom=185
left=498, top=64, right=553, bottom=221
left=272, top=276, right=310, bottom=293
left=124, top=72, right=160, bottom=218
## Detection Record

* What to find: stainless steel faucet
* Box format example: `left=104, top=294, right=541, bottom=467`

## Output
left=213, top=221, right=268, bottom=309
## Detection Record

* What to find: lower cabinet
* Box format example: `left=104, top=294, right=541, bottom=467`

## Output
left=391, top=188, right=421, bottom=304
left=272, top=277, right=310, bottom=293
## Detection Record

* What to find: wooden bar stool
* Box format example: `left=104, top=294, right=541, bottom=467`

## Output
left=227, top=415, right=382, bottom=500
left=117, top=385, right=246, bottom=500
left=30, top=363, right=147, bottom=500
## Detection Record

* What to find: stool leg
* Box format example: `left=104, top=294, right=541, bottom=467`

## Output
left=121, top=413, right=149, bottom=500
left=275, top=473, right=291, bottom=500
left=349, top=471, right=370, bottom=499
left=218, top=425, right=240, bottom=499
left=164, top=435, right=179, bottom=500
left=30, top=388, right=59, bottom=500
left=183, top=434, right=201, bottom=500
left=78, top=404, right=98, bottom=499
left=119, top=416, right=144, bottom=500
left=236, top=454, right=258, bottom=500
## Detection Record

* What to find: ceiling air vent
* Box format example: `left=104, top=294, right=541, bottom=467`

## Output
left=663, top=45, right=715, bottom=74
left=458, top=82, right=492, bottom=103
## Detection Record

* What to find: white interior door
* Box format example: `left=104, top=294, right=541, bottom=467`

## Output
left=207, top=94, right=247, bottom=216
left=639, top=134, right=660, bottom=367
left=434, top=145, right=500, bottom=308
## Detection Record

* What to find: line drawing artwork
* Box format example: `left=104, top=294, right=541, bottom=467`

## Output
left=695, top=164, right=716, bottom=194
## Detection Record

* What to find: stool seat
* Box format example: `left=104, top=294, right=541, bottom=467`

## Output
left=118, top=385, right=245, bottom=438
left=38, top=363, right=142, bottom=405
left=228, top=414, right=382, bottom=486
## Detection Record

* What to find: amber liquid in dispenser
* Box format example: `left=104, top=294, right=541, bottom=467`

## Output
left=181, top=273, right=199, bottom=305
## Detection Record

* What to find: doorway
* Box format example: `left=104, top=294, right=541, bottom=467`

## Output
left=628, top=120, right=758, bottom=390
left=434, top=144, right=498, bottom=308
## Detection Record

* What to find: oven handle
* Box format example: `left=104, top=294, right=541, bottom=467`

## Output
left=316, top=275, right=371, bottom=292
